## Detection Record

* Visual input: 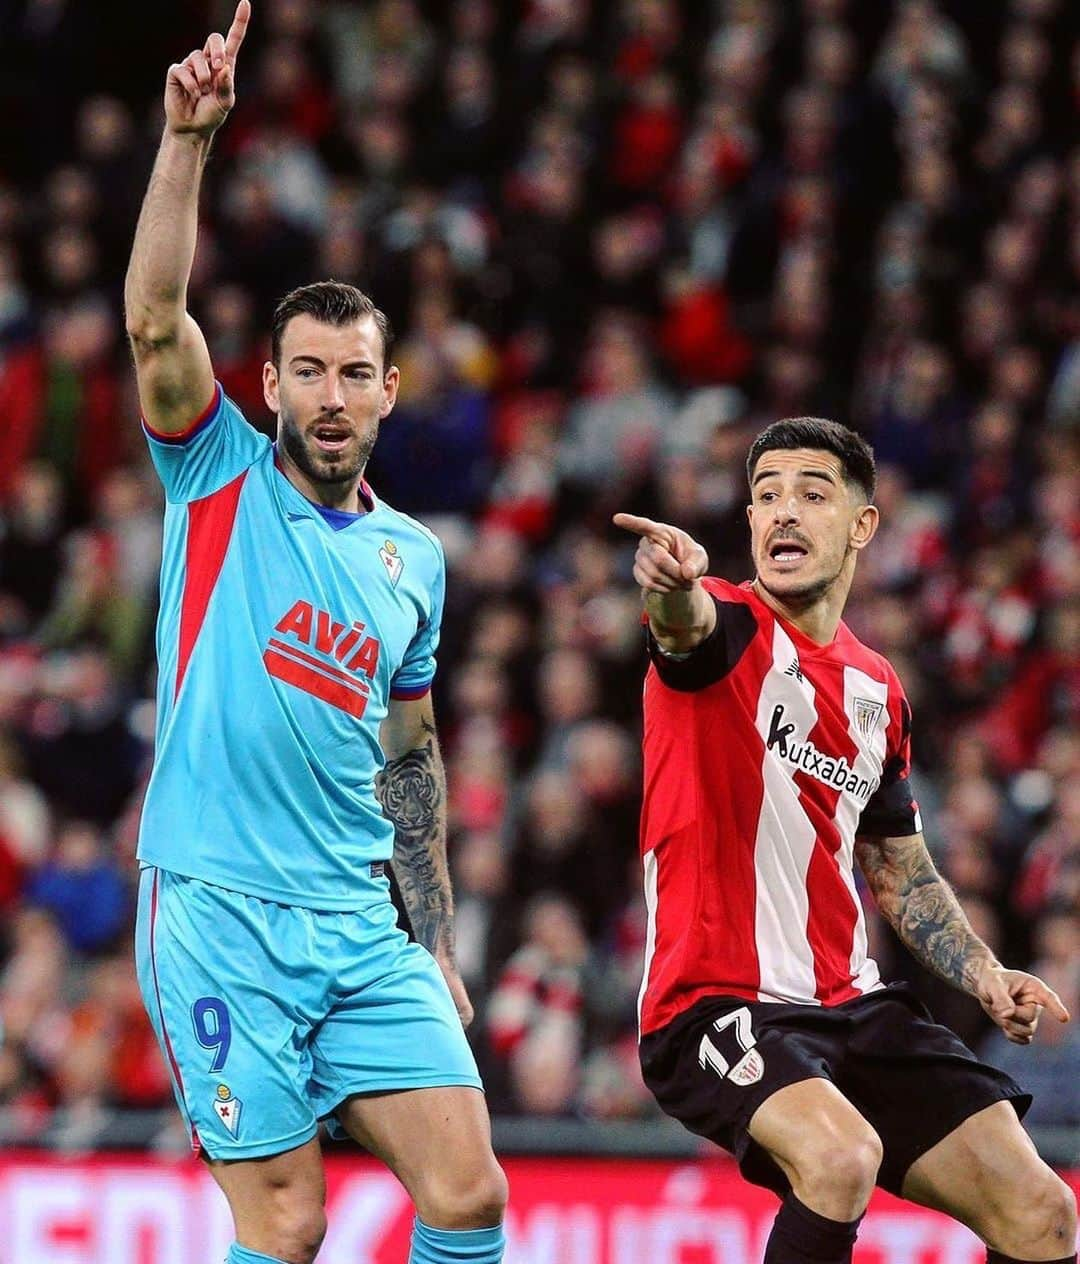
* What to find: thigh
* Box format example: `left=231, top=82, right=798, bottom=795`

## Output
left=901, top=1101, right=1052, bottom=1231
left=134, top=868, right=321, bottom=1160
left=206, top=1136, right=326, bottom=1255
left=309, top=899, right=481, bottom=1136
left=839, top=986, right=1030, bottom=1195
left=337, top=1084, right=496, bottom=1209
left=639, top=996, right=849, bottom=1195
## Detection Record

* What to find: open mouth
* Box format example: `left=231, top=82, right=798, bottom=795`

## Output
left=312, top=425, right=352, bottom=454
left=769, top=541, right=809, bottom=564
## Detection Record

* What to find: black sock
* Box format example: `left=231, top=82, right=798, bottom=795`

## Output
left=987, top=1254, right=1077, bottom=1263
left=763, top=1192, right=863, bottom=1263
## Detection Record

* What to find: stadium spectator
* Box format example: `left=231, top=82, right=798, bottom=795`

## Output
left=0, top=0, right=1075, bottom=1154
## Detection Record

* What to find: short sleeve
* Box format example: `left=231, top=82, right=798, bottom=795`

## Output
left=390, top=541, right=445, bottom=699
left=647, top=593, right=758, bottom=691
left=857, top=696, right=922, bottom=837
left=143, top=383, right=269, bottom=504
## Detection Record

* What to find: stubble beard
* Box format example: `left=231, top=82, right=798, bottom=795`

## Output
left=279, top=403, right=377, bottom=491
left=754, top=543, right=852, bottom=610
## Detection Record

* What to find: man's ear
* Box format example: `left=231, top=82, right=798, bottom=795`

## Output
left=263, top=361, right=279, bottom=414
left=849, top=502, right=879, bottom=552
left=380, top=364, right=400, bottom=418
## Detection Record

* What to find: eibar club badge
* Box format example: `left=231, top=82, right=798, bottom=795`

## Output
left=379, top=539, right=404, bottom=587
left=853, top=697, right=884, bottom=742
left=213, top=1084, right=242, bottom=1136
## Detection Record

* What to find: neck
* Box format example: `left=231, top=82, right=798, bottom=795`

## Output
left=751, top=568, right=853, bottom=646
left=278, top=446, right=366, bottom=512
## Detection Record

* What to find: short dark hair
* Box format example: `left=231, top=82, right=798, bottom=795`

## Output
left=746, top=417, right=877, bottom=501
left=270, top=281, right=394, bottom=371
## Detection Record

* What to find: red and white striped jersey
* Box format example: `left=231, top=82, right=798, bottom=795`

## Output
left=638, top=577, right=921, bottom=1036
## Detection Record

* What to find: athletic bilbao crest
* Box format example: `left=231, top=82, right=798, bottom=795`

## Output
left=853, top=696, right=884, bottom=742
left=213, top=1084, right=242, bottom=1136
left=698, top=1007, right=764, bottom=1087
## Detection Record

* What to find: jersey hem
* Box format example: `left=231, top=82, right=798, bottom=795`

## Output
left=389, top=682, right=433, bottom=700
left=321, top=1075, right=484, bottom=1120
left=136, top=860, right=393, bottom=912
left=197, top=1120, right=319, bottom=1162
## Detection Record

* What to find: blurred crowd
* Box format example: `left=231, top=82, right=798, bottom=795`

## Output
left=0, top=0, right=1078, bottom=1147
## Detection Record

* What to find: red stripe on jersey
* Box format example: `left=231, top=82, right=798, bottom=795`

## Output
left=263, top=649, right=370, bottom=718
left=175, top=471, right=248, bottom=700
left=797, top=687, right=862, bottom=1005
left=266, top=637, right=372, bottom=693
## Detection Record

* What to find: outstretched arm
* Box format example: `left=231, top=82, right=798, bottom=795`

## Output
left=124, top=0, right=250, bottom=434
left=377, top=693, right=472, bottom=1026
left=612, top=512, right=716, bottom=653
left=856, top=831, right=1069, bottom=1044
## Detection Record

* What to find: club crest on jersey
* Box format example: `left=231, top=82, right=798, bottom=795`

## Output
left=766, top=703, right=872, bottom=802
left=379, top=540, right=403, bottom=587
left=852, top=697, right=884, bottom=742
left=213, top=1084, right=242, bottom=1136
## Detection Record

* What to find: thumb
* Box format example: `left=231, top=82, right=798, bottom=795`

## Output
left=216, top=64, right=234, bottom=103
left=985, top=974, right=1015, bottom=1018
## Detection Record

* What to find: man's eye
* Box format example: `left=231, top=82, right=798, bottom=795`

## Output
left=806, top=491, right=824, bottom=502
left=296, top=368, right=318, bottom=379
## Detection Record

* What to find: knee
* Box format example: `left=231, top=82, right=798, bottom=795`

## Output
left=263, top=1195, right=327, bottom=1264
left=996, top=1170, right=1077, bottom=1253
left=417, top=1158, right=509, bottom=1230
left=795, top=1128, right=883, bottom=1212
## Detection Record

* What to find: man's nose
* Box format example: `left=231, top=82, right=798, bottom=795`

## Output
left=321, top=377, right=346, bottom=411
left=773, top=498, right=800, bottom=524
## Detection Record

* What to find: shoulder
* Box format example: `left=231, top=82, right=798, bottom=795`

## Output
left=838, top=623, right=903, bottom=686
left=374, top=502, right=445, bottom=565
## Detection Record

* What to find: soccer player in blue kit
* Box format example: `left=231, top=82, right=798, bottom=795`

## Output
left=124, top=5, right=507, bottom=1262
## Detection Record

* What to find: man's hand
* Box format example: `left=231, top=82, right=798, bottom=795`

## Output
left=436, top=953, right=475, bottom=1029
left=165, top=0, right=251, bottom=138
left=975, top=963, right=1070, bottom=1045
left=612, top=512, right=709, bottom=593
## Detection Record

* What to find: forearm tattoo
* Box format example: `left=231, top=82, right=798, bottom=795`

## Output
left=376, top=722, right=455, bottom=959
left=855, top=838, right=995, bottom=995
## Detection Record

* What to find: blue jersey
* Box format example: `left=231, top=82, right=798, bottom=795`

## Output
left=137, top=385, right=445, bottom=910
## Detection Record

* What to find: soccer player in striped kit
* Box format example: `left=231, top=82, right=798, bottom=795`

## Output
left=616, top=418, right=1076, bottom=1264
left=125, top=5, right=506, bottom=1262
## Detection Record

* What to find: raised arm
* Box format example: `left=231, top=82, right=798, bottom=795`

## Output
left=855, top=831, right=1069, bottom=1044
left=124, top=0, right=250, bottom=434
left=613, top=512, right=716, bottom=653
left=377, top=693, right=472, bottom=1026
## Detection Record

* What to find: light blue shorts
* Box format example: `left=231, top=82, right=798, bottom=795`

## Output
left=134, top=867, right=482, bottom=1160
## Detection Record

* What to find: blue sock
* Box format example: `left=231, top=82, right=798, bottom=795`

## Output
left=226, top=1246, right=290, bottom=1264
left=409, top=1217, right=505, bottom=1262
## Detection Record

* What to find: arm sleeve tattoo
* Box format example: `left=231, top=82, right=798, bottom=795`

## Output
left=855, top=836, right=997, bottom=995
left=375, top=718, right=455, bottom=959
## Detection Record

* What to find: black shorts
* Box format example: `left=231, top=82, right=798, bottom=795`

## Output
left=639, top=983, right=1030, bottom=1196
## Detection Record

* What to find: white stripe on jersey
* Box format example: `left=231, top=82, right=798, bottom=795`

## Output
left=840, top=666, right=890, bottom=995
left=752, top=623, right=821, bottom=1004
left=637, top=848, right=659, bottom=1028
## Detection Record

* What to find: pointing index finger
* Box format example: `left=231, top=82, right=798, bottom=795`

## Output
left=225, top=0, right=252, bottom=65
left=613, top=512, right=667, bottom=543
